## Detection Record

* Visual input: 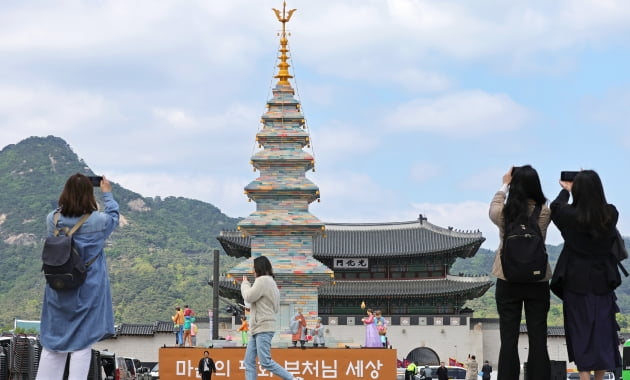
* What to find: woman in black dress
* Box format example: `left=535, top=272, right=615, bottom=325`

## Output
left=550, top=170, right=622, bottom=380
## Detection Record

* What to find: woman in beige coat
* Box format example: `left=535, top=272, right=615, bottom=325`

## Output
left=489, top=165, right=552, bottom=380
left=241, top=256, right=300, bottom=380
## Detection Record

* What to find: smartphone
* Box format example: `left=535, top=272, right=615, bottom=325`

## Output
left=560, top=171, right=579, bottom=182
left=88, top=176, right=103, bottom=187
left=511, top=166, right=522, bottom=175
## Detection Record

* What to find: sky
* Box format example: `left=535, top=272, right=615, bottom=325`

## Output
left=0, top=0, right=629, bottom=250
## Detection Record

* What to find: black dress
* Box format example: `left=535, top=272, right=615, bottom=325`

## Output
left=550, top=189, right=622, bottom=371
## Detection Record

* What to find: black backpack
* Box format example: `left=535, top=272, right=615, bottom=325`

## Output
left=501, top=204, right=548, bottom=282
left=41, top=212, right=96, bottom=290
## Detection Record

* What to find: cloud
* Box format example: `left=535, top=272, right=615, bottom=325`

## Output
left=151, top=102, right=260, bottom=134
left=0, top=80, right=261, bottom=176
left=390, top=68, right=453, bottom=93
left=459, top=167, right=508, bottom=192
left=309, top=171, right=403, bottom=223
left=0, top=85, right=120, bottom=142
left=0, top=1, right=270, bottom=55
left=581, top=87, right=630, bottom=149
left=294, top=82, right=338, bottom=107
left=584, top=88, right=630, bottom=124
left=387, top=90, right=531, bottom=137
left=311, top=121, right=380, bottom=161
left=411, top=200, right=490, bottom=234
left=110, top=170, right=255, bottom=218
left=152, top=108, right=200, bottom=131
left=1, top=1, right=629, bottom=84
left=0, top=0, right=624, bottom=255
left=287, top=0, right=630, bottom=79
left=409, top=200, right=563, bottom=250
left=313, top=171, right=392, bottom=205
left=388, top=0, right=630, bottom=57
left=409, top=162, right=442, bottom=183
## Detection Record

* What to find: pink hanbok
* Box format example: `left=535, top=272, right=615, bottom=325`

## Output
left=362, top=313, right=381, bottom=347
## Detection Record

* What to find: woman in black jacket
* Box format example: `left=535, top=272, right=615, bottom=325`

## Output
left=550, top=170, right=621, bottom=380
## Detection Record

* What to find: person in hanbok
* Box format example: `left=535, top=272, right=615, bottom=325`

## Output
left=290, top=309, right=307, bottom=348
left=238, top=316, right=249, bottom=346
left=374, top=309, right=388, bottom=347
left=312, top=318, right=325, bottom=347
left=361, top=309, right=381, bottom=347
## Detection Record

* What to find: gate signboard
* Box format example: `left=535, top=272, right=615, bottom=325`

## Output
left=159, top=347, right=396, bottom=379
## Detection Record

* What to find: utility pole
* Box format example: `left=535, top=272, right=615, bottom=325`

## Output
left=212, top=249, right=220, bottom=340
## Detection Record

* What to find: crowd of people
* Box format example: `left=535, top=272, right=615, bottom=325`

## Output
left=288, top=310, right=326, bottom=348
left=171, top=305, right=198, bottom=347
left=36, top=168, right=624, bottom=380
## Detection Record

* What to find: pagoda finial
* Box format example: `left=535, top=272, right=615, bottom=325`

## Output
left=272, top=1, right=296, bottom=86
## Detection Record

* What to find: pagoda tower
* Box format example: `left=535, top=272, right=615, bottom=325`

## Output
left=227, top=2, right=332, bottom=326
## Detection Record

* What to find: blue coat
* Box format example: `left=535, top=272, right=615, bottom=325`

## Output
left=40, top=192, right=119, bottom=351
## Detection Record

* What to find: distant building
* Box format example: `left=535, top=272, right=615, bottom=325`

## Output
left=14, top=319, right=40, bottom=332
left=218, top=218, right=492, bottom=318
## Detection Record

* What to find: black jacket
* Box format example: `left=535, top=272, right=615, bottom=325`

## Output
left=550, top=189, right=620, bottom=297
left=436, top=366, right=448, bottom=380
left=481, top=364, right=492, bottom=380
left=198, top=357, right=216, bottom=374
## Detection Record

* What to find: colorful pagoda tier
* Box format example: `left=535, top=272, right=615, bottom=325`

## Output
left=226, top=2, right=332, bottom=322
left=219, top=216, right=492, bottom=317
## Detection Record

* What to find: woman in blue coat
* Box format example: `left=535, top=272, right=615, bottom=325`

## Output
left=37, top=173, right=119, bottom=380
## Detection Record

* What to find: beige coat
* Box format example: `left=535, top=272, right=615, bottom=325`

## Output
left=466, top=358, right=479, bottom=380
left=241, top=275, right=281, bottom=336
left=489, top=190, right=553, bottom=281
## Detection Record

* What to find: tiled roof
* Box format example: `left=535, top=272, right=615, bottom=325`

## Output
left=520, top=325, right=565, bottom=336
left=218, top=218, right=485, bottom=258
left=117, top=323, right=156, bottom=336
left=155, top=321, right=175, bottom=333
left=318, top=276, right=492, bottom=298
left=210, top=276, right=492, bottom=300
left=316, top=221, right=484, bottom=257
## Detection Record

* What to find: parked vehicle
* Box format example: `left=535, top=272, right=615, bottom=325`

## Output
left=428, top=366, right=467, bottom=380
left=567, top=372, right=615, bottom=380
left=100, top=351, right=134, bottom=380
left=397, top=365, right=467, bottom=380
left=124, top=357, right=140, bottom=378
left=150, top=363, right=159, bottom=380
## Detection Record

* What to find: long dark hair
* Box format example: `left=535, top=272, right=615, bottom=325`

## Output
left=571, top=170, right=614, bottom=236
left=504, top=165, right=546, bottom=225
left=253, top=256, right=274, bottom=278
left=58, top=173, right=98, bottom=217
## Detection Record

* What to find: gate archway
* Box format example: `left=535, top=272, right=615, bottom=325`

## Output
left=406, top=347, right=440, bottom=366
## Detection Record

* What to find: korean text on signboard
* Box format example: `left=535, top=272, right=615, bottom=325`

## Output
left=159, top=347, right=396, bottom=379
left=333, top=258, right=369, bottom=270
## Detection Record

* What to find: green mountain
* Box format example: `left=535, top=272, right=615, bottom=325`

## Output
left=0, top=136, right=242, bottom=328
